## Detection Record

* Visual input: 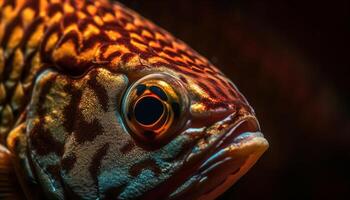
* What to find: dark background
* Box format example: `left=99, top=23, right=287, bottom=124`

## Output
left=118, top=1, right=350, bottom=199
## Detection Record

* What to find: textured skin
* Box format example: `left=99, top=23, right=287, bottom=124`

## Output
left=0, top=0, right=264, bottom=199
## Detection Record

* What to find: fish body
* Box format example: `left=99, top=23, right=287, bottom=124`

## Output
left=0, top=0, right=268, bottom=199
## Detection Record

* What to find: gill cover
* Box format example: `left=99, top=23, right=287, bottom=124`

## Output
left=26, top=68, right=198, bottom=199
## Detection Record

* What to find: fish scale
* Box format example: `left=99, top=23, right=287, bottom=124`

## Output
left=0, top=0, right=45, bottom=142
left=0, top=35, right=28, bottom=142
left=0, top=0, right=268, bottom=199
left=0, top=0, right=247, bottom=142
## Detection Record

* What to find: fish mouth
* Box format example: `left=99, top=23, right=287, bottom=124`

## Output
left=169, top=114, right=269, bottom=200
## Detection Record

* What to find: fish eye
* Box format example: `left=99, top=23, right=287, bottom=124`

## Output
left=122, top=73, right=189, bottom=146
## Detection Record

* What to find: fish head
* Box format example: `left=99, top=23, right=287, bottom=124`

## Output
left=26, top=62, right=267, bottom=200
left=22, top=2, right=268, bottom=200
left=118, top=63, right=269, bottom=200
left=116, top=65, right=269, bottom=200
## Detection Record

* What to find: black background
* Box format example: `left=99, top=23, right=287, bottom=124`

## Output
left=118, top=1, right=350, bottom=199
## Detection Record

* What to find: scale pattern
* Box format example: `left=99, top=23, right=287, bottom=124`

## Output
left=0, top=0, right=248, bottom=143
left=0, top=0, right=259, bottom=199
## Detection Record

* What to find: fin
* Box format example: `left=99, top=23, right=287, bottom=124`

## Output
left=0, top=144, right=25, bottom=200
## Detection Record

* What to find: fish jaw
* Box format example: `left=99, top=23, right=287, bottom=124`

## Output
left=168, top=114, right=269, bottom=200
left=197, top=132, right=268, bottom=200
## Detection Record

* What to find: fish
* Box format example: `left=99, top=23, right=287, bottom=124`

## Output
left=0, top=0, right=268, bottom=199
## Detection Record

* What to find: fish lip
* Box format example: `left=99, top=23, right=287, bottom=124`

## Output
left=169, top=115, right=269, bottom=199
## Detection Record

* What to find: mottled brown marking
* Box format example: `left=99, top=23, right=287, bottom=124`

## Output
left=89, top=143, right=109, bottom=186
left=61, top=153, right=77, bottom=173
left=103, top=184, right=127, bottom=200
left=119, top=140, right=135, bottom=154
left=30, top=74, right=64, bottom=156
left=87, top=71, right=109, bottom=112
left=30, top=124, right=63, bottom=156
left=63, top=84, right=82, bottom=133
left=74, top=117, right=103, bottom=144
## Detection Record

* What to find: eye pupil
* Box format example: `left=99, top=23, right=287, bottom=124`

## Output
left=134, top=97, right=164, bottom=125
